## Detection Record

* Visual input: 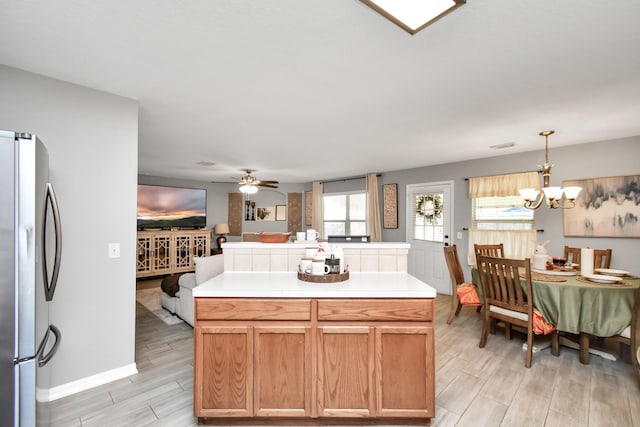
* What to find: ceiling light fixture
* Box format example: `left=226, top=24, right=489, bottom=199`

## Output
left=518, top=130, right=582, bottom=210
left=489, top=142, right=516, bottom=150
left=239, top=184, right=258, bottom=194
left=361, top=0, right=466, bottom=35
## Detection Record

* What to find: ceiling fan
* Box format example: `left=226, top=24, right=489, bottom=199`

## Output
left=235, top=169, right=278, bottom=194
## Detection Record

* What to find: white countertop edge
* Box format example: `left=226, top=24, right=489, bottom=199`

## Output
left=222, top=242, right=410, bottom=249
left=193, top=272, right=436, bottom=298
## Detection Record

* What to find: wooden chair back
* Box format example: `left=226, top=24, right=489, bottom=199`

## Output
left=563, top=246, right=581, bottom=265
left=477, top=255, right=531, bottom=317
left=474, top=243, right=504, bottom=266
left=444, top=245, right=465, bottom=291
left=593, top=249, right=612, bottom=269
left=563, top=246, right=612, bottom=269
left=444, top=244, right=471, bottom=324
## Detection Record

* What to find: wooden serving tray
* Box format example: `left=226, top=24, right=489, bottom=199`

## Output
left=297, top=271, right=349, bottom=283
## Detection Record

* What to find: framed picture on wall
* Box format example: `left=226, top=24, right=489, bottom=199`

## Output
left=383, top=183, right=398, bottom=229
left=305, top=191, right=313, bottom=225
left=563, top=174, right=640, bottom=237
left=276, top=205, right=286, bottom=221
left=256, top=206, right=276, bottom=221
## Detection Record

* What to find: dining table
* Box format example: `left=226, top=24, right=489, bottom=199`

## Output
left=471, top=267, right=640, bottom=364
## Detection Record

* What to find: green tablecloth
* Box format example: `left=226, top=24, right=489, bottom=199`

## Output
left=471, top=268, right=640, bottom=337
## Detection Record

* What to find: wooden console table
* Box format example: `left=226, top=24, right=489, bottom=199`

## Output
left=136, top=229, right=210, bottom=278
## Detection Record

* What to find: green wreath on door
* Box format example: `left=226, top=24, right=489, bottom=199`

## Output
left=415, top=194, right=443, bottom=225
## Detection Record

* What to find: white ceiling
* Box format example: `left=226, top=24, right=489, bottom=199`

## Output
left=2, top=0, right=639, bottom=184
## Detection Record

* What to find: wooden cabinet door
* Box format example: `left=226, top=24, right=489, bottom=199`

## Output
left=152, top=233, right=172, bottom=274
left=194, top=326, right=253, bottom=417
left=375, top=326, right=435, bottom=418
left=136, top=234, right=151, bottom=275
left=174, top=233, right=193, bottom=272
left=317, top=326, right=375, bottom=417
left=253, top=326, right=311, bottom=417
left=192, top=231, right=210, bottom=258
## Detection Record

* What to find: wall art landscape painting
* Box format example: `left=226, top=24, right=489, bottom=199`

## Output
left=563, top=174, right=640, bottom=237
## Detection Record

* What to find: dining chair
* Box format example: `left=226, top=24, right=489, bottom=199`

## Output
left=563, top=245, right=612, bottom=269
left=563, top=246, right=581, bottom=265
left=633, top=290, right=640, bottom=389
left=444, top=245, right=481, bottom=324
left=593, top=248, right=612, bottom=269
left=474, top=243, right=504, bottom=262
left=476, top=254, right=560, bottom=368
left=610, top=289, right=640, bottom=388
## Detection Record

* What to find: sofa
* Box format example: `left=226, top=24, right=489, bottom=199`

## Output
left=161, top=254, right=224, bottom=326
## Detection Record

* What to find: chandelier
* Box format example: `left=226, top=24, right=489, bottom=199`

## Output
left=518, top=130, right=582, bottom=210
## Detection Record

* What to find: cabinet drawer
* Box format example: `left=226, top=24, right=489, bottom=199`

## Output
left=196, top=298, right=311, bottom=320
left=317, top=299, right=433, bottom=321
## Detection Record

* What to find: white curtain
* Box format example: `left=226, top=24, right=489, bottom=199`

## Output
left=467, top=229, right=538, bottom=266
left=365, top=173, right=382, bottom=242
left=467, top=171, right=540, bottom=265
left=311, top=181, right=324, bottom=239
left=468, top=171, right=540, bottom=198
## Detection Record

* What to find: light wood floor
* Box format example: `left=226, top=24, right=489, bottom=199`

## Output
left=47, top=292, right=640, bottom=427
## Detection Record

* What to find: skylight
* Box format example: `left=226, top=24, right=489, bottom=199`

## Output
left=361, top=0, right=466, bottom=35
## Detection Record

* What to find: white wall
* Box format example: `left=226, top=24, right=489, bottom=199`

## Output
left=0, top=65, right=138, bottom=391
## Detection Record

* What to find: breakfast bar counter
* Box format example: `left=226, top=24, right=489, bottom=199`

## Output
left=193, top=272, right=436, bottom=425
left=193, top=271, right=436, bottom=298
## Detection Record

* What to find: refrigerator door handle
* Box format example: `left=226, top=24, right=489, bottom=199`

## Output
left=43, top=182, right=62, bottom=302
left=36, top=324, right=61, bottom=367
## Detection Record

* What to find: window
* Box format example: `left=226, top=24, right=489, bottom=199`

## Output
left=323, top=192, right=366, bottom=237
left=413, top=192, right=444, bottom=242
left=472, top=196, right=534, bottom=230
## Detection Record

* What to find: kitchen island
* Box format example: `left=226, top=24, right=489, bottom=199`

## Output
left=193, top=272, right=436, bottom=425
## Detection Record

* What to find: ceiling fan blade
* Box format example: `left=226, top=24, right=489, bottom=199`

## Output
left=255, top=180, right=279, bottom=185
left=257, top=183, right=278, bottom=188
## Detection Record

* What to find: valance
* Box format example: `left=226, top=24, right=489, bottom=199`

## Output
left=468, top=172, right=540, bottom=198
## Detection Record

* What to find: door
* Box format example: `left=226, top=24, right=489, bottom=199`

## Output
left=406, top=182, right=453, bottom=294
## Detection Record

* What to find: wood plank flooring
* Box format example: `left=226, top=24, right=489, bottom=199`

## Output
left=47, top=291, right=640, bottom=426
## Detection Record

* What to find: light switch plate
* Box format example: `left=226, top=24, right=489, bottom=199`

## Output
left=108, top=243, right=120, bottom=258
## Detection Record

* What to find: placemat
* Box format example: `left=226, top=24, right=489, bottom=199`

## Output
left=521, top=272, right=567, bottom=282
left=575, top=276, right=633, bottom=287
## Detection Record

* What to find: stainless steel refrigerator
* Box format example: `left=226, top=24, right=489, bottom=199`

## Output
left=0, top=130, right=62, bottom=427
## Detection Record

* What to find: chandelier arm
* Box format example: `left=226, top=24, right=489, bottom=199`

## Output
left=523, top=192, right=545, bottom=210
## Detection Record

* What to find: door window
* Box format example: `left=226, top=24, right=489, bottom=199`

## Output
left=413, top=192, right=444, bottom=242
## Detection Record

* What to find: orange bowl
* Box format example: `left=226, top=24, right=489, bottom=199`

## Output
left=258, top=232, right=291, bottom=243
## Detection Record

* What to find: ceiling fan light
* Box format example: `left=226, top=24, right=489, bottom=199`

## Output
left=240, top=184, right=258, bottom=194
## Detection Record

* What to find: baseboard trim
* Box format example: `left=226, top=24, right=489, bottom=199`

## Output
left=38, top=363, right=138, bottom=402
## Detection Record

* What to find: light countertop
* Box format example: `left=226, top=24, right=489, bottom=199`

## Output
left=222, top=242, right=410, bottom=249
left=193, top=272, right=436, bottom=298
